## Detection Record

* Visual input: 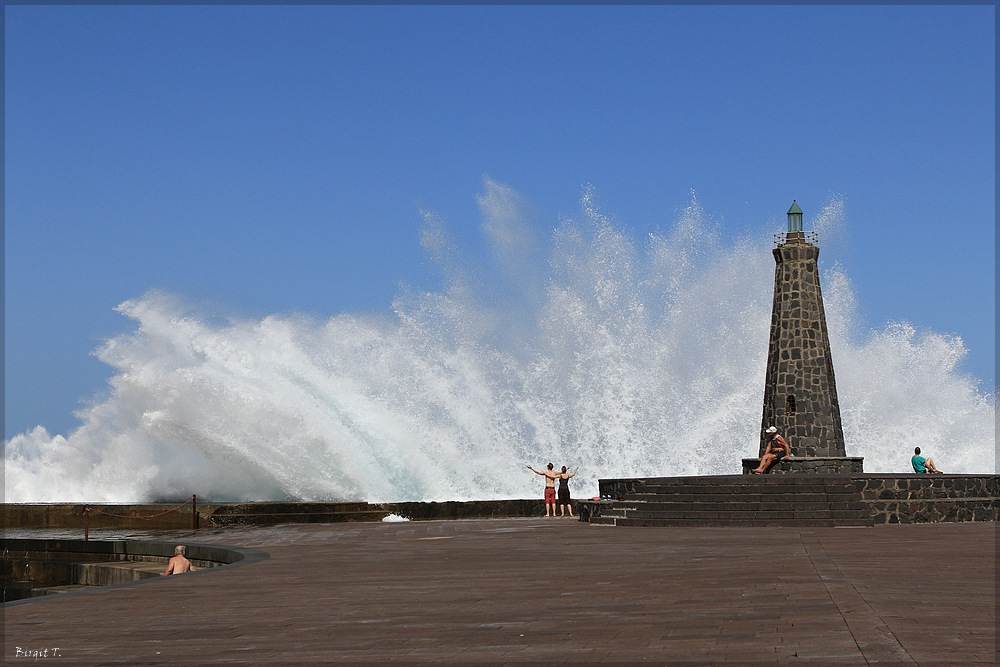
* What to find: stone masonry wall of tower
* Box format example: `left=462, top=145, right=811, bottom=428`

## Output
left=759, top=238, right=847, bottom=457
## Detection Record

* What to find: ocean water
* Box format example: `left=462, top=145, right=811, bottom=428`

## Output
left=5, top=185, right=994, bottom=502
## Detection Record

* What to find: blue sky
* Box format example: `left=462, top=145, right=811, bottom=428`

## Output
left=5, top=5, right=995, bottom=439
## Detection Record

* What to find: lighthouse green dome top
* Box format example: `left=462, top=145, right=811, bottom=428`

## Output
left=786, top=200, right=803, bottom=233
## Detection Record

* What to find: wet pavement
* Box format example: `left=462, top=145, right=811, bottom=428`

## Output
left=4, top=519, right=995, bottom=665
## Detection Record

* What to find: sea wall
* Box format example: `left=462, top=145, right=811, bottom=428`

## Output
left=3, top=503, right=206, bottom=531
left=855, top=475, right=998, bottom=524
left=2, top=499, right=548, bottom=530
left=595, top=474, right=997, bottom=525
left=5, top=477, right=995, bottom=530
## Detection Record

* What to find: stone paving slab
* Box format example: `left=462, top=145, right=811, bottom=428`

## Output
left=3, top=520, right=994, bottom=666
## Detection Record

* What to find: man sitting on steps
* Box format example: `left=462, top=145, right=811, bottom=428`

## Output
left=752, top=427, right=790, bottom=474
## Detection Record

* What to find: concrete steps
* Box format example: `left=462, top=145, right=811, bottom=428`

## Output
left=610, top=517, right=872, bottom=527
left=76, top=560, right=168, bottom=585
left=663, top=498, right=862, bottom=507
left=2, top=551, right=226, bottom=602
left=579, top=475, right=874, bottom=527
left=2, top=556, right=168, bottom=601
left=4, top=583, right=94, bottom=599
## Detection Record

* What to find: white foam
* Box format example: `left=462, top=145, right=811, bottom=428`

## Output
left=5, top=185, right=994, bottom=502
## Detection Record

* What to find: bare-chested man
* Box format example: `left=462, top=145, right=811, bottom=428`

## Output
left=527, top=463, right=560, bottom=517
left=163, top=545, right=195, bottom=575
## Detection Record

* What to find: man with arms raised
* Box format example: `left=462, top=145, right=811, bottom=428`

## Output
left=527, top=463, right=561, bottom=517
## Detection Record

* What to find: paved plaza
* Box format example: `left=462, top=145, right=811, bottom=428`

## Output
left=4, top=519, right=995, bottom=665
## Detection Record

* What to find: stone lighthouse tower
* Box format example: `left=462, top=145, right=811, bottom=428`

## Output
left=743, top=201, right=863, bottom=474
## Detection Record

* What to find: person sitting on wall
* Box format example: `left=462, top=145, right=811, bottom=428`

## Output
left=911, top=447, right=943, bottom=474
left=163, top=545, right=196, bottom=575
left=752, top=427, right=790, bottom=474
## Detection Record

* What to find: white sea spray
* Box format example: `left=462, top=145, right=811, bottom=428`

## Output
left=5, top=184, right=994, bottom=502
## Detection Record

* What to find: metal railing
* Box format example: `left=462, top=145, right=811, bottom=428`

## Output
left=773, top=231, right=818, bottom=247
left=84, top=495, right=198, bottom=540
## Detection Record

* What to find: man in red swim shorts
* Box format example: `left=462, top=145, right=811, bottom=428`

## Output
left=527, top=462, right=560, bottom=517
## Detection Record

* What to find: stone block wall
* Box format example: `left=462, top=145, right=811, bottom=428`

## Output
left=760, top=239, right=846, bottom=458
left=593, top=473, right=998, bottom=525
left=855, top=475, right=998, bottom=524
left=741, top=457, right=864, bottom=475
left=2, top=500, right=552, bottom=529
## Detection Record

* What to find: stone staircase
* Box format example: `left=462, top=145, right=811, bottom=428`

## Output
left=578, top=475, right=874, bottom=527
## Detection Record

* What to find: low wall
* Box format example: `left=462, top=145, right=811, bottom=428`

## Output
left=855, top=475, right=998, bottom=524
left=741, top=457, right=865, bottom=475
left=9, top=479, right=992, bottom=529
left=2, top=539, right=269, bottom=604
left=3, top=503, right=208, bottom=530
left=378, top=500, right=544, bottom=520
left=2, top=499, right=549, bottom=530
left=2, top=538, right=256, bottom=569
left=596, top=474, right=997, bottom=525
